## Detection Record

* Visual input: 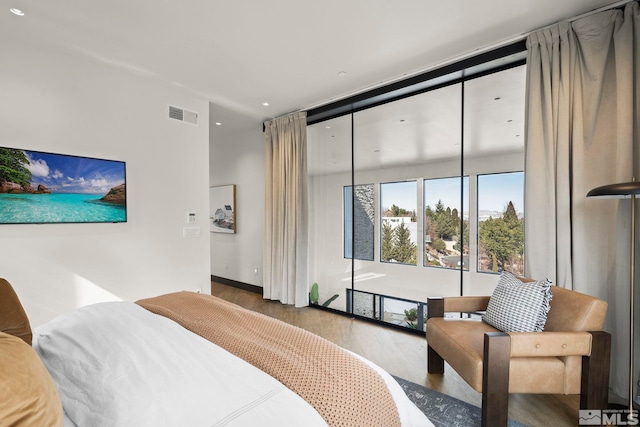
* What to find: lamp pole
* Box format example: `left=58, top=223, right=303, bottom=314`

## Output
left=630, top=188, right=635, bottom=413
left=587, top=178, right=640, bottom=414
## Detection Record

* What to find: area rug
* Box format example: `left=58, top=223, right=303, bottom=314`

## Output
left=393, top=376, right=528, bottom=427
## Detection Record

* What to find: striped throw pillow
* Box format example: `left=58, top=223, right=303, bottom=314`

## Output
left=482, top=272, right=552, bottom=332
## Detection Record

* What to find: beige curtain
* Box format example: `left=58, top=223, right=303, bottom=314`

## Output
left=525, top=1, right=639, bottom=399
left=263, top=111, right=309, bottom=307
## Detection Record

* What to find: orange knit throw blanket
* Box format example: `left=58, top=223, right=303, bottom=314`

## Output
left=137, top=292, right=401, bottom=427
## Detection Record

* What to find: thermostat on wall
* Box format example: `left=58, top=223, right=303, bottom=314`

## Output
left=187, top=212, right=197, bottom=224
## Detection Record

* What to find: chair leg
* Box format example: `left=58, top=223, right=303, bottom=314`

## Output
left=426, top=297, right=445, bottom=374
left=580, top=331, right=611, bottom=410
left=427, top=345, right=444, bottom=374
left=482, top=332, right=511, bottom=427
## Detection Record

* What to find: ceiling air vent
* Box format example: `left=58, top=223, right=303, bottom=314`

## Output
left=168, top=105, right=198, bottom=126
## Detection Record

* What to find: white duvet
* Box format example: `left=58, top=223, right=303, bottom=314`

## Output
left=33, top=301, right=432, bottom=427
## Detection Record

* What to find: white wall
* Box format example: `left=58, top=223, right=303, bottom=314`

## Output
left=209, top=105, right=264, bottom=286
left=0, top=38, right=211, bottom=326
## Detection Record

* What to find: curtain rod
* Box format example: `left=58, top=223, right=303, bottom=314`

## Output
left=264, top=109, right=304, bottom=124
left=263, top=109, right=306, bottom=132
left=302, top=0, right=634, bottom=112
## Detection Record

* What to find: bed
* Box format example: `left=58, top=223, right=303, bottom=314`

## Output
left=0, top=278, right=433, bottom=427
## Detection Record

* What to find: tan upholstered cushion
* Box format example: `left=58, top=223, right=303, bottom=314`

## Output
left=426, top=318, right=575, bottom=394
left=426, top=318, right=494, bottom=391
left=0, top=331, right=64, bottom=426
left=545, top=287, right=607, bottom=332
left=0, top=278, right=32, bottom=345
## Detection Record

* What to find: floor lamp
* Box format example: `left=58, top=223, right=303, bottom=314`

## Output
left=587, top=179, right=640, bottom=413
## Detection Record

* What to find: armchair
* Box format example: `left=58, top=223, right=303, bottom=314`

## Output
left=425, top=285, right=611, bottom=427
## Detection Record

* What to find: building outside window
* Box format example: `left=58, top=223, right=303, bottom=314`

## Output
left=344, top=184, right=375, bottom=261
left=380, top=181, right=417, bottom=265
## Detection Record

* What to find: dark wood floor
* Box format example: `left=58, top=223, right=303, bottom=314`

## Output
left=211, top=281, right=580, bottom=427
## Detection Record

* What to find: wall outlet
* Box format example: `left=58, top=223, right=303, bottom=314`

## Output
left=182, top=226, right=201, bottom=238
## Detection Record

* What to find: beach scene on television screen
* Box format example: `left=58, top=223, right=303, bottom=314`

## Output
left=0, top=147, right=126, bottom=224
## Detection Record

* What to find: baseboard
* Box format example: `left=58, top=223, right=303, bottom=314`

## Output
left=211, top=275, right=262, bottom=295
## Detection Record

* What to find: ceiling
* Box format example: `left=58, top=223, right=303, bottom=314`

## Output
left=307, top=65, right=527, bottom=175
left=1, top=0, right=628, bottom=126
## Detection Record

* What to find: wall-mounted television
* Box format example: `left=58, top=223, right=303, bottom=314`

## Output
left=0, top=147, right=126, bottom=224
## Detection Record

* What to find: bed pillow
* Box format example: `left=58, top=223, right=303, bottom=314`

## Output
left=0, top=278, right=33, bottom=345
left=482, top=272, right=552, bottom=332
left=0, top=331, right=64, bottom=427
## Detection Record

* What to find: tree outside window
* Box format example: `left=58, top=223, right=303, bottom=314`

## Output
left=380, top=182, right=417, bottom=265
left=424, top=177, right=469, bottom=270
left=477, top=172, right=524, bottom=275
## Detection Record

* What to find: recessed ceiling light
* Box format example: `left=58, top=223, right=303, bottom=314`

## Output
left=337, top=71, right=347, bottom=77
left=325, top=126, right=331, bottom=129
left=507, top=119, right=513, bottom=122
left=215, top=122, right=222, bottom=126
left=10, top=8, right=24, bottom=16
left=262, top=102, right=269, bottom=107
left=494, top=97, right=501, bottom=100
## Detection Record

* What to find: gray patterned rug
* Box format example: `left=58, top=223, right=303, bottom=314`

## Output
left=393, top=376, right=528, bottom=427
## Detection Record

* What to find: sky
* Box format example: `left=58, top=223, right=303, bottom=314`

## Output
left=424, top=177, right=469, bottom=212
left=477, top=172, right=524, bottom=213
left=24, top=150, right=126, bottom=195
left=380, top=172, right=524, bottom=214
left=381, top=181, right=418, bottom=212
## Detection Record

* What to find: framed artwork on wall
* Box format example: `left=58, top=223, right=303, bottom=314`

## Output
left=0, top=146, right=127, bottom=224
left=210, top=184, right=235, bottom=233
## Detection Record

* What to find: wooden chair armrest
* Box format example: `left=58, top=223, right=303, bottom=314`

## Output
left=581, top=331, right=611, bottom=410
left=427, top=297, right=444, bottom=318
left=441, top=296, right=491, bottom=313
left=508, top=331, right=594, bottom=357
left=444, top=296, right=490, bottom=313
left=427, top=296, right=490, bottom=318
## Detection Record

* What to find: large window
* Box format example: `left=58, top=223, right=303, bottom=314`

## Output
left=477, top=172, right=524, bottom=275
left=380, top=181, right=417, bottom=265
left=306, top=54, right=527, bottom=330
left=424, top=176, right=469, bottom=269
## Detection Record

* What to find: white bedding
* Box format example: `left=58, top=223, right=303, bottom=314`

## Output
left=34, top=302, right=327, bottom=427
left=34, top=301, right=433, bottom=427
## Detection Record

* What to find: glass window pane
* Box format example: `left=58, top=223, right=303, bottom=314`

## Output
left=344, top=186, right=353, bottom=258
left=307, top=115, right=352, bottom=313
left=380, top=181, right=417, bottom=265
left=424, top=176, right=469, bottom=270
left=344, top=184, right=374, bottom=260
left=463, top=64, right=526, bottom=294
left=386, top=298, right=427, bottom=331
left=351, top=290, right=380, bottom=319
left=477, top=172, right=524, bottom=275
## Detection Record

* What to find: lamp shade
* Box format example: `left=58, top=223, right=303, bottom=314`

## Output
left=587, top=181, right=640, bottom=199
